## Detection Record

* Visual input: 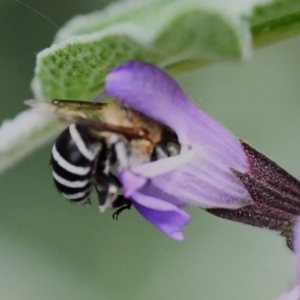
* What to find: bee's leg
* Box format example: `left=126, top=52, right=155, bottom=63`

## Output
left=95, top=173, right=131, bottom=219
left=153, top=145, right=168, bottom=160
left=95, top=173, right=120, bottom=212
left=114, top=141, right=129, bottom=169
left=112, top=196, right=132, bottom=220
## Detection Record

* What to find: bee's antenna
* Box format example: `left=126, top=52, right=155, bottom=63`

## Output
left=15, top=0, right=59, bottom=29
left=94, top=91, right=109, bottom=104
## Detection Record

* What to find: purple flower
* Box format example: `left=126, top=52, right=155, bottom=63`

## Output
left=101, top=61, right=252, bottom=240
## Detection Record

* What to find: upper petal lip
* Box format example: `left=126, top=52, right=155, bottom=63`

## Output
left=105, top=60, right=249, bottom=171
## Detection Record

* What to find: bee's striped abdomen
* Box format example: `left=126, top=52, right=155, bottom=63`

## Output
left=51, top=124, right=99, bottom=204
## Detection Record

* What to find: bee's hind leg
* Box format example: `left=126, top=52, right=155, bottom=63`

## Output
left=95, top=173, right=120, bottom=213
left=112, top=196, right=132, bottom=220
left=95, top=173, right=131, bottom=219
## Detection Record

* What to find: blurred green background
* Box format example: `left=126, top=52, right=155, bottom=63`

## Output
left=0, top=0, right=299, bottom=299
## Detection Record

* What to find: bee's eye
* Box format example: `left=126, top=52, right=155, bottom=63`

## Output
left=166, top=141, right=181, bottom=156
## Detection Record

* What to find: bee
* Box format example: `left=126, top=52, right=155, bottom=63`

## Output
left=26, top=98, right=180, bottom=219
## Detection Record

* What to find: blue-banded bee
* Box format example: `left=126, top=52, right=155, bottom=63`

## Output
left=26, top=99, right=180, bottom=219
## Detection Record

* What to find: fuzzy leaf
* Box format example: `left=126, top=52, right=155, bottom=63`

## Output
left=32, top=0, right=255, bottom=100
left=32, top=0, right=300, bottom=100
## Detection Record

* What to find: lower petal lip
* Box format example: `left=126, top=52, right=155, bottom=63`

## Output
left=130, top=191, right=191, bottom=240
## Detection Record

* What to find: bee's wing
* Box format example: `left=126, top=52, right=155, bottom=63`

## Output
left=25, top=99, right=105, bottom=119
left=25, top=99, right=145, bottom=139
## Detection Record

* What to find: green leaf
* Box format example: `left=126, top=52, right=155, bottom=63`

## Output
left=250, top=0, right=300, bottom=46
left=32, top=0, right=300, bottom=100
left=32, top=0, right=255, bottom=100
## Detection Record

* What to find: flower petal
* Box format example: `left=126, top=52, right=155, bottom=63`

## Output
left=138, top=184, right=185, bottom=207
left=121, top=150, right=250, bottom=209
left=105, top=60, right=248, bottom=170
left=119, top=147, right=195, bottom=197
left=105, top=61, right=191, bottom=144
left=130, top=192, right=191, bottom=240
left=119, top=171, right=147, bottom=197
left=105, top=61, right=251, bottom=209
